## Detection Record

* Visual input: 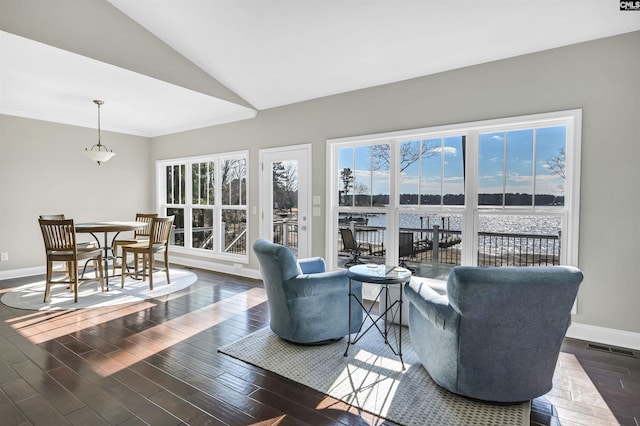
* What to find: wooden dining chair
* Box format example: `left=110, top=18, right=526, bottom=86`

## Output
left=40, top=214, right=95, bottom=245
left=121, top=216, right=174, bottom=290
left=38, top=218, right=105, bottom=303
left=111, top=213, right=158, bottom=275
left=39, top=214, right=95, bottom=278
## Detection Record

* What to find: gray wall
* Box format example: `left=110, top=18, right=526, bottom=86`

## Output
left=0, top=115, right=152, bottom=272
left=1, top=31, right=638, bottom=339
left=151, top=31, right=640, bottom=335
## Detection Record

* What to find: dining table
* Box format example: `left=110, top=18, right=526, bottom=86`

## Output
left=75, top=221, right=146, bottom=290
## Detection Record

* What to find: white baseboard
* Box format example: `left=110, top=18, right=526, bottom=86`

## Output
left=166, top=254, right=262, bottom=281
left=0, top=266, right=44, bottom=280
left=567, top=322, right=640, bottom=351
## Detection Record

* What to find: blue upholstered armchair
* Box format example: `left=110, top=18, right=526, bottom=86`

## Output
left=405, top=265, right=583, bottom=402
left=253, top=239, right=363, bottom=344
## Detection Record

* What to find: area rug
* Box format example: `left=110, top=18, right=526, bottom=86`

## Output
left=1, top=268, right=197, bottom=311
left=219, top=326, right=530, bottom=426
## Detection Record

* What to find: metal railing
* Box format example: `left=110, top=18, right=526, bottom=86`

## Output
left=274, top=220, right=561, bottom=268
left=338, top=224, right=463, bottom=265
left=337, top=224, right=559, bottom=268
left=273, top=220, right=299, bottom=249
left=477, top=231, right=560, bottom=267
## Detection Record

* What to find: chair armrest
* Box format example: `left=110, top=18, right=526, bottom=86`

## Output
left=285, top=269, right=358, bottom=298
left=405, top=280, right=459, bottom=332
left=298, top=257, right=326, bottom=274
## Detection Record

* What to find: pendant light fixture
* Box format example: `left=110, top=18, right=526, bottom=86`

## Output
left=85, top=100, right=115, bottom=165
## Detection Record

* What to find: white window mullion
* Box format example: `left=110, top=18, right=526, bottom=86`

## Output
left=325, top=144, right=336, bottom=267
left=532, top=128, right=537, bottom=208
left=464, top=130, right=479, bottom=266
left=214, top=157, right=222, bottom=254
left=502, top=131, right=507, bottom=208
left=388, top=138, right=399, bottom=266
left=439, top=138, right=445, bottom=207
left=184, top=162, right=193, bottom=250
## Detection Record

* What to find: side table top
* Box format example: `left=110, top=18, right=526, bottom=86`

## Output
left=347, top=264, right=412, bottom=284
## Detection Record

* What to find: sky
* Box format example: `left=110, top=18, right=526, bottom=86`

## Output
left=338, top=125, right=566, bottom=201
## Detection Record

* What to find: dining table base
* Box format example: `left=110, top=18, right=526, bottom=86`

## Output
left=75, top=222, right=147, bottom=291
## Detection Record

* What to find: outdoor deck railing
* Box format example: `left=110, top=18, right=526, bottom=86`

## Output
left=273, top=220, right=299, bottom=249
left=336, top=224, right=560, bottom=268
left=477, top=231, right=560, bottom=266
left=270, top=221, right=561, bottom=268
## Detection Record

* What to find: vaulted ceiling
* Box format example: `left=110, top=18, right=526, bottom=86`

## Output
left=1, top=0, right=639, bottom=137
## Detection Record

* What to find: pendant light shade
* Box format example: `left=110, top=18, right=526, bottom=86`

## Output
left=85, top=100, right=115, bottom=165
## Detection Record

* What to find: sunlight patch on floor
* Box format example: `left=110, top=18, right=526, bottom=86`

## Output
left=8, top=301, right=158, bottom=344
left=327, top=348, right=408, bottom=418
left=7, top=286, right=267, bottom=376
left=87, top=287, right=267, bottom=376
left=543, top=352, right=618, bottom=425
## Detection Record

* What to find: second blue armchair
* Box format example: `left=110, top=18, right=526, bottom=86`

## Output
left=405, top=265, right=583, bottom=402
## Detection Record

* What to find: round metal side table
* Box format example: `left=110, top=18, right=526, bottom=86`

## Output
left=345, top=264, right=412, bottom=369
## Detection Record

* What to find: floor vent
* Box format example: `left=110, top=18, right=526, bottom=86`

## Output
left=587, top=343, right=638, bottom=358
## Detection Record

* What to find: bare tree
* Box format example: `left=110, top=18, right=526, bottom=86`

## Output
left=273, top=162, right=298, bottom=213
left=222, top=158, right=246, bottom=205
left=372, top=141, right=440, bottom=173
left=354, top=182, right=369, bottom=195
left=546, top=149, right=566, bottom=180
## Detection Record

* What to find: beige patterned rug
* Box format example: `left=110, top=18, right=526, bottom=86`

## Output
left=1, top=268, right=197, bottom=310
left=219, top=326, right=530, bottom=426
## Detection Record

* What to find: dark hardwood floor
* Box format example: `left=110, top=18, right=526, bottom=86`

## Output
left=0, top=268, right=638, bottom=425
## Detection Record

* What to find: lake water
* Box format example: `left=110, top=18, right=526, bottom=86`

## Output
left=358, top=213, right=561, bottom=236
left=341, top=212, right=562, bottom=257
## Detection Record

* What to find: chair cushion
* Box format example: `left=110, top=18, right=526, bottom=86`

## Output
left=48, top=247, right=102, bottom=261
left=121, top=241, right=166, bottom=253
left=297, top=257, right=326, bottom=274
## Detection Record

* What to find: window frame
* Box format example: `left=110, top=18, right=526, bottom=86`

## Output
left=156, top=150, right=249, bottom=262
left=326, top=109, right=581, bottom=269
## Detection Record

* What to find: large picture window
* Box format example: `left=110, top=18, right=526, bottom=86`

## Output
left=157, top=151, right=248, bottom=260
left=327, top=110, right=581, bottom=278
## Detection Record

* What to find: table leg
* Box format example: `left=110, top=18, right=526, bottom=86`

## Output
left=344, top=278, right=353, bottom=357
left=378, top=283, right=406, bottom=370
left=83, top=232, right=109, bottom=290
left=399, top=282, right=404, bottom=369
left=383, top=284, right=389, bottom=343
left=103, top=232, right=110, bottom=291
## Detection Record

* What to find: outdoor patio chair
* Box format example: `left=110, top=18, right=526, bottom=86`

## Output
left=398, top=232, right=417, bottom=273
left=339, top=228, right=371, bottom=267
